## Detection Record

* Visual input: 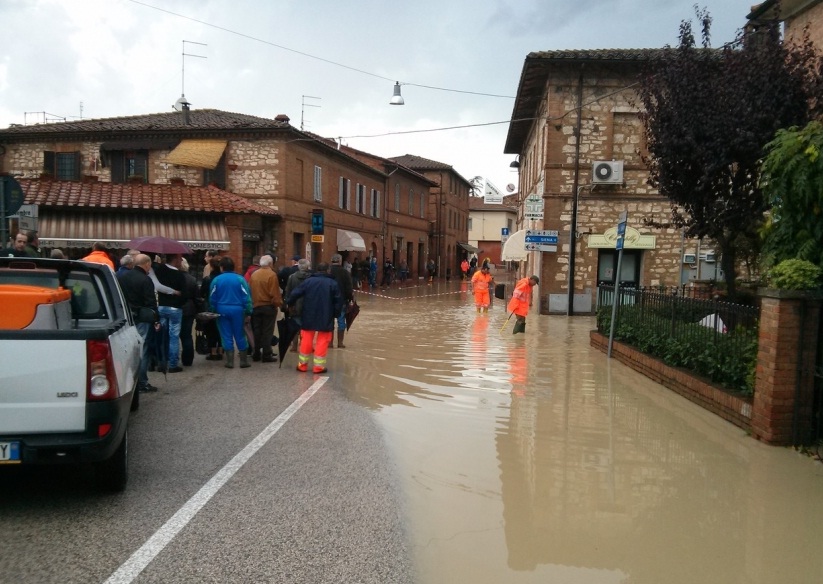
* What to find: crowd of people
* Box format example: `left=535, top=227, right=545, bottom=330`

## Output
left=5, top=231, right=537, bottom=379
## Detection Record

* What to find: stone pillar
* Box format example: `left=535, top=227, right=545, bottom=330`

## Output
left=751, top=290, right=821, bottom=445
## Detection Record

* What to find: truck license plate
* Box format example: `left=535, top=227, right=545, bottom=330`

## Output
left=0, top=441, right=21, bottom=464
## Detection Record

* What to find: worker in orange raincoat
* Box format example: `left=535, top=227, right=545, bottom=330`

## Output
left=506, top=275, right=539, bottom=334
left=471, top=264, right=495, bottom=313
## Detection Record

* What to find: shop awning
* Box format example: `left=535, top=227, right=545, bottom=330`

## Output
left=37, top=212, right=230, bottom=250
left=165, top=139, right=228, bottom=169
left=337, top=229, right=366, bottom=251
left=501, top=229, right=528, bottom=261
left=458, top=242, right=479, bottom=253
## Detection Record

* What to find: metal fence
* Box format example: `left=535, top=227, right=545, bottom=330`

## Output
left=597, top=285, right=760, bottom=392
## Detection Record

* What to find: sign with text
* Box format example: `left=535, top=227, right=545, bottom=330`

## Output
left=524, top=194, right=544, bottom=220
left=524, top=229, right=558, bottom=252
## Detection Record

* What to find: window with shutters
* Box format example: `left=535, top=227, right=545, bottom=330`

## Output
left=370, top=189, right=380, bottom=218
left=313, top=166, right=322, bottom=201
left=408, top=188, right=414, bottom=215
left=339, top=177, right=351, bottom=209
left=420, top=191, right=426, bottom=218
left=43, top=151, right=81, bottom=180
left=109, top=150, right=149, bottom=184
left=394, top=183, right=401, bottom=211
left=356, top=183, right=366, bottom=214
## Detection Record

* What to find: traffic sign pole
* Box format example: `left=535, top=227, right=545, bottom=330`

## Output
left=607, top=210, right=628, bottom=358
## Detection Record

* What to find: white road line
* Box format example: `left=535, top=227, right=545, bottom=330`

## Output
left=104, top=377, right=329, bottom=584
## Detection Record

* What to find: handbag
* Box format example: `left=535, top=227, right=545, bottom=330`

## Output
left=195, top=330, right=209, bottom=355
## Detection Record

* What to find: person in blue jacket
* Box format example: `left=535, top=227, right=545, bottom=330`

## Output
left=286, top=262, right=342, bottom=374
left=209, top=256, right=253, bottom=369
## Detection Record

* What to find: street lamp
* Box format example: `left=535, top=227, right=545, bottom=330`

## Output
left=390, top=82, right=405, bottom=106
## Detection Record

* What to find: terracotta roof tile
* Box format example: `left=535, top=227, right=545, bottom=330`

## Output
left=18, top=178, right=277, bottom=216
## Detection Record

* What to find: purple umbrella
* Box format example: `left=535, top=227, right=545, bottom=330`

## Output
left=126, top=235, right=192, bottom=255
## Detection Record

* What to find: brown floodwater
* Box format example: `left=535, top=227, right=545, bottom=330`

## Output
left=334, top=278, right=823, bottom=584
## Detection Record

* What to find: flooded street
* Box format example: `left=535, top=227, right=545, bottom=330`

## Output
left=338, top=279, right=823, bottom=584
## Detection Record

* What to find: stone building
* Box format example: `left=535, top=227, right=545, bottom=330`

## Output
left=748, top=0, right=823, bottom=49
left=504, top=49, right=687, bottom=314
left=0, top=108, right=438, bottom=275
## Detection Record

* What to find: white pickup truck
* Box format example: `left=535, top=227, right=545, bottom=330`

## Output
left=0, top=257, right=142, bottom=491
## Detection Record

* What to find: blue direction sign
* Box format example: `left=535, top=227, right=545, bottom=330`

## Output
left=525, top=229, right=558, bottom=245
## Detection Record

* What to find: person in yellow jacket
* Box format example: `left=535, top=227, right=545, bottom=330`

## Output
left=471, top=264, right=495, bottom=313
left=506, top=275, right=539, bottom=334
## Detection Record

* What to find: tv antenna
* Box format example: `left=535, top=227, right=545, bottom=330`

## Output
left=300, top=95, right=321, bottom=131
left=174, top=40, right=207, bottom=111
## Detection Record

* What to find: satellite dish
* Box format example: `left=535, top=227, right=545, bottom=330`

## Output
left=173, top=94, right=191, bottom=112
left=506, top=183, right=515, bottom=192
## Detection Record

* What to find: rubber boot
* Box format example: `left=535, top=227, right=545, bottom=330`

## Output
left=224, top=351, right=235, bottom=368
left=239, top=352, right=250, bottom=368
left=337, top=330, right=346, bottom=349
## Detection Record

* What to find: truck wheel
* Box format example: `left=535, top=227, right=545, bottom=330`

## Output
left=95, top=428, right=128, bottom=492
left=130, top=387, right=140, bottom=412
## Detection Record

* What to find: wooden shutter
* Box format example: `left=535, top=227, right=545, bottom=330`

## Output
left=43, top=151, right=55, bottom=176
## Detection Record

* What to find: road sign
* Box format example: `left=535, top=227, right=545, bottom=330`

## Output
left=525, top=243, right=557, bottom=252
left=617, top=221, right=626, bottom=236
left=501, top=227, right=509, bottom=244
left=616, top=235, right=624, bottom=250
left=525, top=229, right=558, bottom=244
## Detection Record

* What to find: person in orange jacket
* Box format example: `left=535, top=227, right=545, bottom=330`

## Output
left=507, top=274, right=539, bottom=334
left=471, top=264, right=495, bottom=313
left=81, top=241, right=115, bottom=270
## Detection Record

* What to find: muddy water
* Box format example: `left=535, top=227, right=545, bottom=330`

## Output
left=334, top=280, right=823, bottom=584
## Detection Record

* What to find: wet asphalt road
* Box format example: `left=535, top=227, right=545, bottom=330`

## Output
left=0, top=356, right=413, bottom=584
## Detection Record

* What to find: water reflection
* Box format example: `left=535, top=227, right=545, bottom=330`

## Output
left=332, top=281, right=823, bottom=584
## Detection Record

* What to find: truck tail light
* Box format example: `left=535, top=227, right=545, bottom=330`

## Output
left=87, top=339, right=117, bottom=401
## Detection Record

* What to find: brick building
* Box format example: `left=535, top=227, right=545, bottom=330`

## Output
left=388, top=155, right=473, bottom=280
left=0, top=108, right=440, bottom=275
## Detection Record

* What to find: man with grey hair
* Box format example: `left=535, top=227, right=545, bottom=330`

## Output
left=117, top=253, right=134, bottom=276
left=249, top=254, right=282, bottom=362
left=285, top=258, right=312, bottom=352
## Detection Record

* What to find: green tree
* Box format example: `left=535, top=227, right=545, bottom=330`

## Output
left=760, top=121, right=823, bottom=268
left=638, top=9, right=822, bottom=298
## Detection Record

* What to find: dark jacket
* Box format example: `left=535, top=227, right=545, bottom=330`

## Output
left=286, top=272, right=342, bottom=332
left=285, top=268, right=312, bottom=320
left=118, top=265, right=158, bottom=322
left=278, top=264, right=299, bottom=292
left=330, top=264, right=354, bottom=304
left=181, top=272, right=199, bottom=317
left=153, top=262, right=187, bottom=308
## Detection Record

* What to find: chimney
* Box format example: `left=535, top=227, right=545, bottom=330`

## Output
left=183, top=101, right=191, bottom=125
left=274, top=114, right=290, bottom=124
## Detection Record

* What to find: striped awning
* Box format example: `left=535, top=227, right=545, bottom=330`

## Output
left=36, top=212, right=230, bottom=250
left=165, top=139, right=228, bottom=169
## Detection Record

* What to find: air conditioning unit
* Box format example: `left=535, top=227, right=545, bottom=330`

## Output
left=683, top=253, right=696, bottom=264
left=592, top=160, right=624, bottom=184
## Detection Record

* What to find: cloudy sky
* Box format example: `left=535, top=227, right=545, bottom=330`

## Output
left=0, top=0, right=757, bottom=192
